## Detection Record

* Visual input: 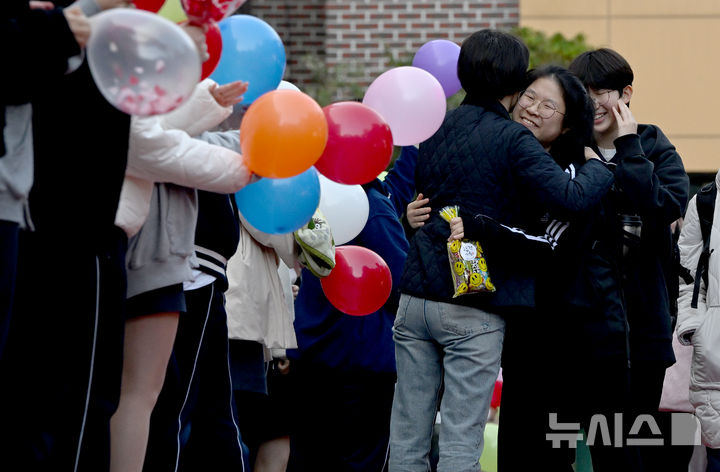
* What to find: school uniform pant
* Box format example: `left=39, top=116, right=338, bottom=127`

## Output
left=143, top=281, right=247, bottom=472
left=497, top=316, right=640, bottom=472
left=0, top=220, right=19, bottom=363
left=629, top=360, right=694, bottom=472
left=287, top=361, right=396, bottom=472
left=0, top=227, right=127, bottom=472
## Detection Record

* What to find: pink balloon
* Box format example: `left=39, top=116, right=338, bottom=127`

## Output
left=362, top=66, right=446, bottom=146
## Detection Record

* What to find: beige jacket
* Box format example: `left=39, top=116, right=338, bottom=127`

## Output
left=225, top=213, right=298, bottom=349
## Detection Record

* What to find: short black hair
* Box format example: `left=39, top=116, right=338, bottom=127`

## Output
left=457, top=29, right=529, bottom=101
left=568, top=48, right=634, bottom=94
left=525, top=66, right=594, bottom=167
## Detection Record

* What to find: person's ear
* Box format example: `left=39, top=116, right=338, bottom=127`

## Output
left=621, top=85, right=633, bottom=105
left=510, top=91, right=521, bottom=110
left=560, top=127, right=570, bottom=135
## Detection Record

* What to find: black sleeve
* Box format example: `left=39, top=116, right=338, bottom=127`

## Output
left=613, top=131, right=689, bottom=226
left=1, top=6, right=81, bottom=104
left=463, top=213, right=556, bottom=259
left=510, top=130, right=614, bottom=215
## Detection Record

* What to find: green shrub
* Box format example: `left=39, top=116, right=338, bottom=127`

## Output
left=511, top=26, right=594, bottom=69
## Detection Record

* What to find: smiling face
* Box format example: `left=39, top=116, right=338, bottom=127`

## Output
left=512, top=76, right=567, bottom=150
left=587, top=85, right=632, bottom=147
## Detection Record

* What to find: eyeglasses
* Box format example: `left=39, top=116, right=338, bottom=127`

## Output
left=588, top=89, right=615, bottom=107
left=517, top=91, right=565, bottom=119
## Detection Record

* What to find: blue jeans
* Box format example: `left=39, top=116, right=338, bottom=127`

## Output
left=389, top=294, right=505, bottom=472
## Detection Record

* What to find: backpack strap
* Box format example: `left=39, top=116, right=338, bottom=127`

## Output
left=692, top=181, right=716, bottom=308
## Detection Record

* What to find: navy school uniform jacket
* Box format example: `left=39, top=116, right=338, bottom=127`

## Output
left=463, top=159, right=629, bottom=363
left=399, top=99, right=614, bottom=313
left=192, top=130, right=242, bottom=292
left=608, top=124, right=689, bottom=366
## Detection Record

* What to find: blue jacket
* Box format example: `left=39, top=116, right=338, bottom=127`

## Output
left=288, top=149, right=416, bottom=374
left=399, top=99, right=614, bottom=312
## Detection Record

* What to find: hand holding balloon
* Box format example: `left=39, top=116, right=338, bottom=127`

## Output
left=63, top=6, right=91, bottom=48
left=210, top=80, right=248, bottom=107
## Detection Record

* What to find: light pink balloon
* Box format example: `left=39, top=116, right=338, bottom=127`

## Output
left=362, top=66, right=446, bottom=146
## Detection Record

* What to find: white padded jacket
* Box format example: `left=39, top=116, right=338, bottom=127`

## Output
left=677, top=170, right=720, bottom=447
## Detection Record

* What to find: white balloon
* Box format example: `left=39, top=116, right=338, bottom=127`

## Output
left=318, top=174, right=369, bottom=245
left=277, top=80, right=301, bottom=92
left=87, top=8, right=201, bottom=116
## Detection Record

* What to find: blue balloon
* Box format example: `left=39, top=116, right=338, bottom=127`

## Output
left=235, top=167, right=320, bottom=234
left=211, top=15, right=286, bottom=104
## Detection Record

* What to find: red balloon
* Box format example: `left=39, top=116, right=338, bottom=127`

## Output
left=314, top=101, right=393, bottom=185
left=132, top=0, right=166, bottom=13
left=181, top=0, right=246, bottom=24
left=321, top=246, right=392, bottom=316
left=201, top=22, right=223, bottom=80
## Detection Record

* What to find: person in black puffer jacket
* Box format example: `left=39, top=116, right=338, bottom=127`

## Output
left=388, top=30, right=614, bottom=472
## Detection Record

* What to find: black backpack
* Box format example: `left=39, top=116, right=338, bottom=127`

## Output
left=688, top=181, right=717, bottom=308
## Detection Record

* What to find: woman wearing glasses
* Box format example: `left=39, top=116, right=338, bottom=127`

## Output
left=493, top=66, right=640, bottom=472
left=408, top=65, right=639, bottom=471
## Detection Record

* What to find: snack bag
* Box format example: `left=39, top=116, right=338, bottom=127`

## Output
left=439, top=206, right=496, bottom=297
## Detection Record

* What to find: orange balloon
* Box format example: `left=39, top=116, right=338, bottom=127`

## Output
left=240, top=90, right=329, bottom=178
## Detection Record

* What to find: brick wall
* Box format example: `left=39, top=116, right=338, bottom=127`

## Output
left=247, top=0, right=519, bottom=101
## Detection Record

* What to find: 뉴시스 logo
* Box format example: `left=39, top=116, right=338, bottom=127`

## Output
left=546, top=412, right=701, bottom=448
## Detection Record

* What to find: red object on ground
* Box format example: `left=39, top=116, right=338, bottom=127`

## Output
left=491, top=379, right=503, bottom=409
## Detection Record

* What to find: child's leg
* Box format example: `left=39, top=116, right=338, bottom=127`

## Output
left=255, top=437, right=290, bottom=472
left=110, top=312, right=179, bottom=472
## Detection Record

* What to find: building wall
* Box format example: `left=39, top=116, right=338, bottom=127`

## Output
left=249, top=0, right=328, bottom=85
left=322, top=0, right=518, bottom=85
left=250, top=0, right=519, bottom=92
left=520, top=0, right=719, bottom=173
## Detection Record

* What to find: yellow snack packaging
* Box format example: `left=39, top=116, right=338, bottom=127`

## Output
left=439, top=206, right=496, bottom=298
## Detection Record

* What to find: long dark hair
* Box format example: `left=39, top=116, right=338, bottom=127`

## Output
left=524, top=66, right=595, bottom=169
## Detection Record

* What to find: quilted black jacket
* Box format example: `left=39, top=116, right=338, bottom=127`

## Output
left=399, top=99, right=614, bottom=313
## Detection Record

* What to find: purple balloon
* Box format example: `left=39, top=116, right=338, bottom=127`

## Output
left=412, top=40, right=462, bottom=98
